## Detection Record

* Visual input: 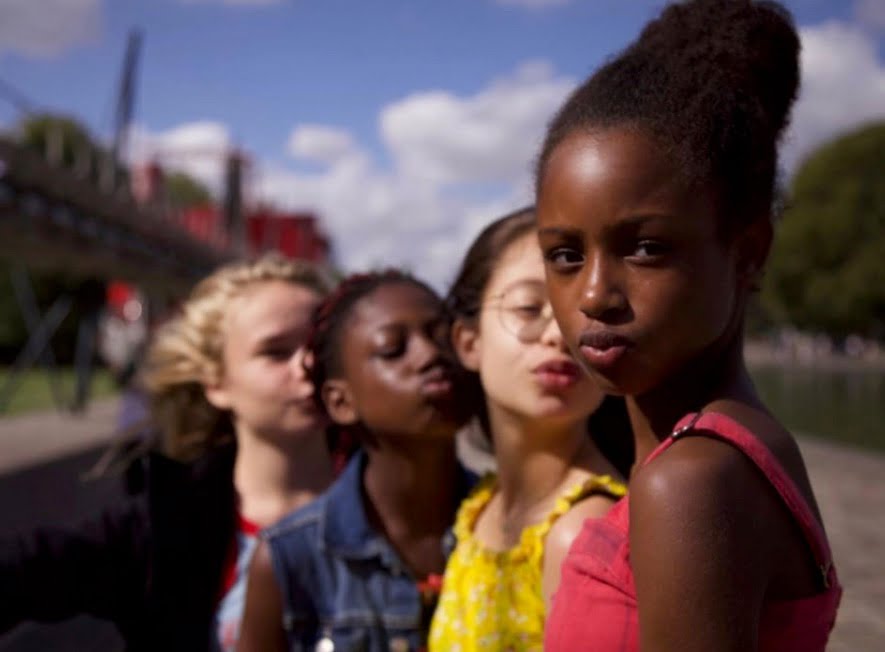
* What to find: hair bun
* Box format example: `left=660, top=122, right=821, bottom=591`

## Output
left=634, top=0, right=800, bottom=140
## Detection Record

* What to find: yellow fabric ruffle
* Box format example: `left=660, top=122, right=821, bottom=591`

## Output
left=429, top=472, right=627, bottom=652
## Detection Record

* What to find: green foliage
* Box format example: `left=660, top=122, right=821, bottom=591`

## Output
left=16, top=113, right=124, bottom=187
left=762, top=122, right=885, bottom=341
left=0, top=366, right=117, bottom=415
left=165, top=171, right=213, bottom=208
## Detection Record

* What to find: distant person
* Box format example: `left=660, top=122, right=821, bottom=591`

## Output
left=429, top=207, right=628, bottom=652
left=1, top=253, right=336, bottom=651
left=535, top=1, right=842, bottom=650
left=237, top=270, right=471, bottom=652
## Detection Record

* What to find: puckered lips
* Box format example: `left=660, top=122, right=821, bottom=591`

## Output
left=533, top=357, right=582, bottom=390
left=419, top=364, right=455, bottom=399
left=578, top=330, right=633, bottom=371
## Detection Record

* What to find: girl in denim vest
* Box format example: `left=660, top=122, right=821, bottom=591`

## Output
left=238, top=270, right=471, bottom=652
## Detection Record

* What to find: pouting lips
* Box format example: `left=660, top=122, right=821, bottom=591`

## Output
left=533, top=358, right=582, bottom=390
left=578, top=330, right=633, bottom=370
left=420, top=366, right=455, bottom=398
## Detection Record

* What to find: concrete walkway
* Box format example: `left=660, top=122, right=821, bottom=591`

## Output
left=0, top=398, right=120, bottom=475
left=0, top=400, right=883, bottom=649
left=797, top=436, right=885, bottom=650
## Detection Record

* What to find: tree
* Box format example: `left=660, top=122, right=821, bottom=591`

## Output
left=762, top=122, right=885, bottom=342
left=17, top=113, right=118, bottom=185
left=165, top=171, right=213, bottom=208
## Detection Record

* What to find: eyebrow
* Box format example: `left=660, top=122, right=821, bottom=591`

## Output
left=539, top=213, right=675, bottom=237
left=538, top=226, right=579, bottom=238
left=253, top=328, right=307, bottom=347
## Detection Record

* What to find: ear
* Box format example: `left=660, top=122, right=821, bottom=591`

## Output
left=735, top=218, right=773, bottom=291
left=452, top=318, right=481, bottom=372
left=322, top=379, right=359, bottom=426
left=204, top=381, right=232, bottom=411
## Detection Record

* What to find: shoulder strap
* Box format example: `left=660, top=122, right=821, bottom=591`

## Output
left=671, top=411, right=836, bottom=590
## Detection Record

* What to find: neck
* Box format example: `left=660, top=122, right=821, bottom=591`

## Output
left=487, top=402, right=591, bottom=513
left=363, top=439, right=457, bottom=537
left=233, top=426, right=333, bottom=527
left=627, top=321, right=758, bottom=472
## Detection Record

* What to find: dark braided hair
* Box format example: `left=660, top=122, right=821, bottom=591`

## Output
left=537, top=0, right=800, bottom=236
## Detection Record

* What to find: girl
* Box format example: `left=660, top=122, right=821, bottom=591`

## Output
left=238, top=270, right=471, bottom=652
left=1, top=253, right=336, bottom=651
left=536, top=2, right=841, bottom=650
left=429, top=207, right=628, bottom=651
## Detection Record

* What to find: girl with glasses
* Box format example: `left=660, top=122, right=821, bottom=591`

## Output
left=429, top=207, right=630, bottom=652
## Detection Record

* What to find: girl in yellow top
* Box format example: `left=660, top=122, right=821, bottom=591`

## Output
left=431, top=207, right=630, bottom=651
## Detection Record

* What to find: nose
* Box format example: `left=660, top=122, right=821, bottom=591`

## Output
left=579, top=253, right=627, bottom=322
left=538, top=306, right=567, bottom=349
left=413, top=332, right=446, bottom=372
left=290, top=345, right=312, bottom=380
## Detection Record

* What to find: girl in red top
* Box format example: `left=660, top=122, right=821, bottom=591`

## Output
left=536, top=1, right=841, bottom=650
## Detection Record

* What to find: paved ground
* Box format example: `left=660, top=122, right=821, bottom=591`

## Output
left=0, top=400, right=883, bottom=649
left=797, top=436, right=885, bottom=650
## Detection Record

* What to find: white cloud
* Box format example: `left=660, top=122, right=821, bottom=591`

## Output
left=855, top=0, right=885, bottom=32
left=287, top=125, right=356, bottom=165
left=0, top=0, right=102, bottom=58
left=381, top=61, right=574, bottom=186
left=784, top=21, right=885, bottom=170
left=127, top=121, right=233, bottom=196
left=493, top=0, right=572, bottom=9
left=253, top=62, right=572, bottom=287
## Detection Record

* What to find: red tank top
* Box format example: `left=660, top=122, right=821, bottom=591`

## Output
left=544, top=411, right=841, bottom=652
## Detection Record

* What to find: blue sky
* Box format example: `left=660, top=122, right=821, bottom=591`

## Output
left=2, top=0, right=884, bottom=285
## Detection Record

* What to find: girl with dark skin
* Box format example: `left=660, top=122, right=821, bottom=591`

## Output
left=238, top=271, right=469, bottom=652
left=537, top=1, right=840, bottom=650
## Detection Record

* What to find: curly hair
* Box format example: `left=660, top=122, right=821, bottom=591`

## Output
left=140, top=253, right=336, bottom=460
left=537, top=0, right=800, bottom=235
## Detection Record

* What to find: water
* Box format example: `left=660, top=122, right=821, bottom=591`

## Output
left=750, top=365, right=885, bottom=453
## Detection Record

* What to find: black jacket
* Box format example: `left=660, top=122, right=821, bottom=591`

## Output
left=0, top=441, right=237, bottom=651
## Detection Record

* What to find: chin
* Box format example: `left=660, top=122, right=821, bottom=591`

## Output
left=280, top=417, right=326, bottom=438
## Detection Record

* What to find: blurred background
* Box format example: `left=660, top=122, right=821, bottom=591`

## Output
left=0, top=0, right=882, bottom=650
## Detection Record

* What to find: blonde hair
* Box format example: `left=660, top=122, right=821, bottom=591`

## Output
left=141, top=253, right=336, bottom=460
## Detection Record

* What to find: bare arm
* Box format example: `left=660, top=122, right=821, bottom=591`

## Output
left=237, top=539, right=287, bottom=652
left=630, top=437, right=770, bottom=652
left=542, top=494, right=615, bottom=609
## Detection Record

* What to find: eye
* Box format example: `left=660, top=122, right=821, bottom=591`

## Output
left=261, top=347, right=294, bottom=361
left=544, top=247, right=585, bottom=271
left=629, top=239, right=670, bottom=261
left=513, top=303, right=544, bottom=318
left=376, top=339, right=406, bottom=359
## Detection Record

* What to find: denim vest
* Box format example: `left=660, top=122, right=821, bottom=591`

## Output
left=264, top=451, right=472, bottom=652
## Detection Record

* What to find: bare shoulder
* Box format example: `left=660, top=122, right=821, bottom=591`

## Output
left=542, top=493, right=617, bottom=607
left=703, top=399, right=822, bottom=520
left=546, top=493, right=616, bottom=561
left=631, top=435, right=768, bottom=537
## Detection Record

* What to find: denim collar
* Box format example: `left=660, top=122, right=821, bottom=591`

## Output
left=319, top=450, right=398, bottom=565
left=318, top=449, right=478, bottom=568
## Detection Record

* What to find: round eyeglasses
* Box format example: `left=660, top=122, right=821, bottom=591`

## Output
left=483, top=280, right=556, bottom=343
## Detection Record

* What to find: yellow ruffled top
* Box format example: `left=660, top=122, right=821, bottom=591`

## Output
left=429, top=473, right=627, bottom=652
